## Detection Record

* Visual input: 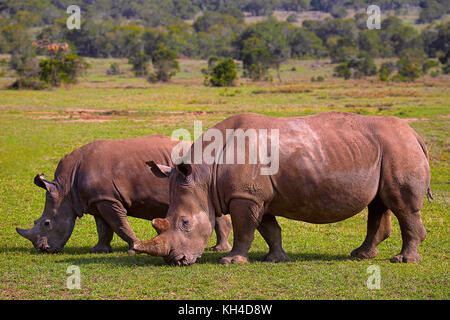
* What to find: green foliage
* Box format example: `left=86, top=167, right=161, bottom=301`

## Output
left=149, top=46, right=179, bottom=82
left=39, top=53, right=88, bottom=86
left=129, top=52, right=151, bottom=77
left=240, top=37, right=272, bottom=81
left=8, top=76, right=48, bottom=90
left=378, top=62, right=395, bottom=81
left=418, top=0, right=446, bottom=23
left=207, top=58, right=238, bottom=87
left=107, top=62, right=121, bottom=76
left=290, top=28, right=326, bottom=58
left=333, top=53, right=377, bottom=80
left=327, top=37, right=359, bottom=63
left=422, top=59, right=439, bottom=74
left=395, top=57, right=422, bottom=81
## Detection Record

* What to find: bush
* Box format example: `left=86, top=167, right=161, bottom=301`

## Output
left=39, top=53, right=88, bottom=86
left=129, top=53, right=150, bottom=77
left=107, top=62, right=121, bottom=75
left=334, top=54, right=377, bottom=80
left=422, top=59, right=439, bottom=74
left=9, top=77, right=49, bottom=90
left=207, top=58, right=237, bottom=87
left=378, top=62, right=395, bottom=81
left=334, top=63, right=351, bottom=80
left=396, top=57, right=422, bottom=81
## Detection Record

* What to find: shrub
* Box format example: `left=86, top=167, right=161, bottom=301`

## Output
left=378, top=62, right=395, bottom=81
left=9, top=77, right=49, bottom=90
left=208, top=58, right=237, bottom=87
left=422, top=59, right=439, bottom=74
left=129, top=52, right=150, bottom=77
left=107, top=62, right=121, bottom=75
left=334, top=54, right=377, bottom=80
left=39, top=53, right=88, bottom=86
left=396, top=57, right=422, bottom=81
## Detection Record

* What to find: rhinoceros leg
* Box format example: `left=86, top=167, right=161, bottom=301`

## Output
left=90, top=215, right=114, bottom=253
left=390, top=210, right=426, bottom=263
left=351, top=196, right=392, bottom=259
left=219, top=199, right=263, bottom=265
left=95, top=201, right=139, bottom=255
left=209, top=215, right=232, bottom=252
left=257, top=214, right=290, bottom=263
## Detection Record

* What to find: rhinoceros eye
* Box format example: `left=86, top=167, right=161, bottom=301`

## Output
left=43, top=219, right=51, bottom=227
left=179, top=217, right=192, bottom=232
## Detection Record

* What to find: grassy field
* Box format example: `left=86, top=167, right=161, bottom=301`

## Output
left=0, top=58, right=448, bottom=299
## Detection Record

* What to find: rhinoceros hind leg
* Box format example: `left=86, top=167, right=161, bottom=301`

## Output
left=351, top=196, right=391, bottom=259
left=389, top=210, right=426, bottom=263
left=90, top=215, right=114, bottom=253
left=209, top=215, right=232, bottom=252
left=258, top=214, right=290, bottom=263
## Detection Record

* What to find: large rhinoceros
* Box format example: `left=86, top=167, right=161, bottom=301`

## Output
left=135, top=112, right=432, bottom=265
left=16, top=135, right=232, bottom=254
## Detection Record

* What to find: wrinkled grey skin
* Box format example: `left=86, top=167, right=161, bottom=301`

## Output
left=135, top=112, right=431, bottom=265
left=16, top=135, right=232, bottom=254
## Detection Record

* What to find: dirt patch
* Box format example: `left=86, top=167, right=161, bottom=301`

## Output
left=402, top=118, right=429, bottom=122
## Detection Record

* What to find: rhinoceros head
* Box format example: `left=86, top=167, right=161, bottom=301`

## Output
left=134, top=161, right=215, bottom=266
left=16, top=174, right=77, bottom=253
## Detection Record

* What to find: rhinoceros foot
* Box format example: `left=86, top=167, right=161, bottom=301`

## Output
left=350, top=247, right=379, bottom=259
left=219, top=254, right=249, bottom=265
left=90, top=244, right=113, bottom=254
left=390, top=253, right=421, bottom=263
left=209, top=243, right=232, bottom=252
left=261, top=250, right=290, bottom=263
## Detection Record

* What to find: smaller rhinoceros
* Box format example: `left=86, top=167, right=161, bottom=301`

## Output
left=16, top=135, right=232, bottom=254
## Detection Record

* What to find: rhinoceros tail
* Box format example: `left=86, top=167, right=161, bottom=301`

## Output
left=414, top=131, right=433, bottom=202
left=427, top=187, right=434, bottom=202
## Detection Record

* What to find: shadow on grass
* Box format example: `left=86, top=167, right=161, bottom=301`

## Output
left=53, top=248, right=354, bottom=267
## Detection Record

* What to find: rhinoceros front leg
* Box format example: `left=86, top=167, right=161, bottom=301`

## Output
left=90, top=215, right=114, bottom=253
left=95, top=201, right=139, bottom=255
left=219, top=199, right=263, bottom=265
left=257, top=214, right=290, bottom=263
left=209, top=215, right=232, bottom=252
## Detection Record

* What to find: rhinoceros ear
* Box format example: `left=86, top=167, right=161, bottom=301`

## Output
left=34, top=174, right=57, bottom=193
left=146, top=161, right=173, bottom=178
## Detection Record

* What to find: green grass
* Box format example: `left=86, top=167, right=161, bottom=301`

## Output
left=0, top=58, right=448, bottom=299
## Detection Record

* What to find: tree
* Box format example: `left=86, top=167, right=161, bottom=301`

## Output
left=149, top=46, right=179, bottom=82
left=38, top=42, right=88, bottom=87
left=327, top=36, right=358, bottom=63
left=237, top=18, right=291, bottom=81
left=240, top=37, right=272, bottom=81
left=289, top=28, right=326, bottom=58
left=418, top=0, right=445, bottom=23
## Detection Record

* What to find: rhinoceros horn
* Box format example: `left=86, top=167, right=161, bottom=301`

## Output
left=16, top=227, right=35, bottom=242
left=133, top=218, right=171, bottom=256
left=134, top=234, right=170, bottom=256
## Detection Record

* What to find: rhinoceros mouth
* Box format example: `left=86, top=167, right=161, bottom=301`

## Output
left=164, top=250, right=200, bottom=266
